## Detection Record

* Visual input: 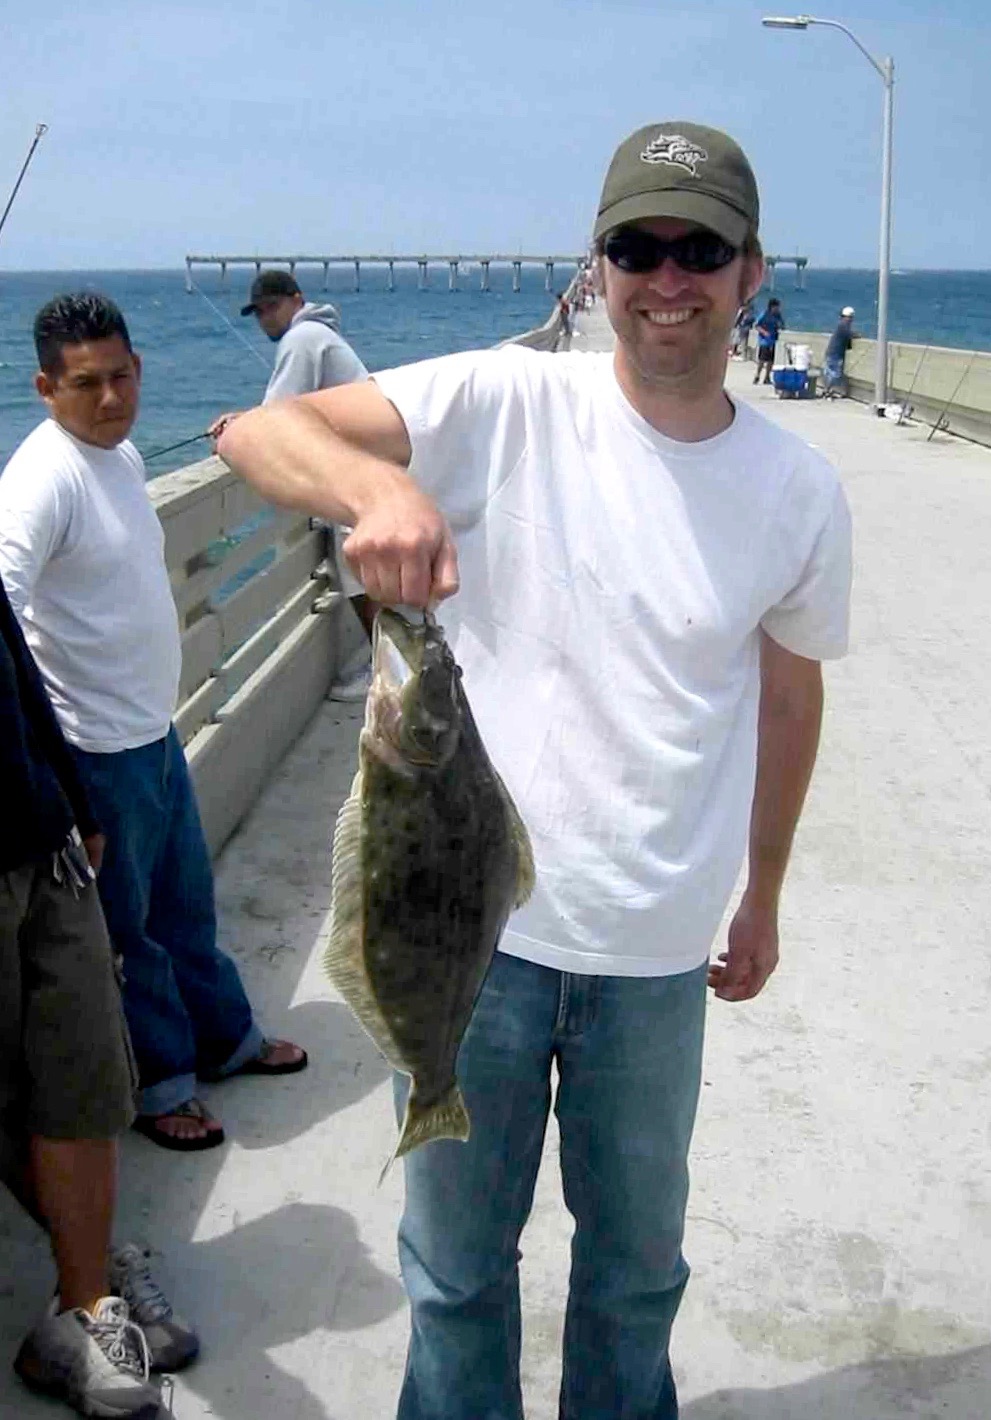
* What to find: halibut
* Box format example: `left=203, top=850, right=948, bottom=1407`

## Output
left=324, top=608, right=534, bottom=1169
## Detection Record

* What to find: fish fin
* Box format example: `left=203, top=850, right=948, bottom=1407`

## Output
left=379, top=1082, right=470, bottom=1181
left=324, top=772, right=406, bottom=1069
left=513, top=820, right=536, bottom=908
left=489, top=767, right=535, bottom=908
left=499, top=781, right=536, bottom=908
left=324, top=773, right=365, bottom=991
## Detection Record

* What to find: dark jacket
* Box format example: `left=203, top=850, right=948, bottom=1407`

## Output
left=825, top=317, right=856, bottom=364
left=0, top=573, right=99, bottom=873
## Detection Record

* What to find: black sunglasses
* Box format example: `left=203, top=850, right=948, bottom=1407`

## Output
left=603, top=227, right=738, bottom=275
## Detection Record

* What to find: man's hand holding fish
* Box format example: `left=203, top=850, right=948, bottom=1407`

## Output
left=218, top=381, right=459, bottom=608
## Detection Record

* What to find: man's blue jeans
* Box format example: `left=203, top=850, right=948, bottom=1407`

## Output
left=70, top=726, right=262, bottom=1115
left=823, top=356, right=846, bottom=395
left=394, top=951, right=708, bottom=1420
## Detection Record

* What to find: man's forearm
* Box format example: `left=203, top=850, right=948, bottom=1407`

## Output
left=218, top=383, right=459, bottom=609
left=218, top=396, right=405, bottom=524
left=744, top=656, right=824, bottom=912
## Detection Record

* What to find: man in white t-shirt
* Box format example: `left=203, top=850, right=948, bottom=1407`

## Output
left=0, top=293, right=307, bottom=1155
left=218, top=122, right=852, bottom=1419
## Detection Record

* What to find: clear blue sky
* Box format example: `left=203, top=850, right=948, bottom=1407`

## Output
left=1, top=0, right=987, bottom=271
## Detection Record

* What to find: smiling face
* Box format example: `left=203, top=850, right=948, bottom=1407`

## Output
left=35, top=334, right=141, bottom=449
left=602, top=216, right=763, bottom=404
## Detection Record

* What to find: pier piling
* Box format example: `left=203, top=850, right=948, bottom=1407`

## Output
left=764, top=255, right=808, bottom=291
left=182, top=252, right=583, bottom=299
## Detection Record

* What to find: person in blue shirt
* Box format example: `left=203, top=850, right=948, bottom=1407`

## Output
left=753, top=298, right=785, bottom=385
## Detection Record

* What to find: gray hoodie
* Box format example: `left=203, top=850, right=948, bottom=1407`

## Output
left=263, top=303, right=369, bottom=402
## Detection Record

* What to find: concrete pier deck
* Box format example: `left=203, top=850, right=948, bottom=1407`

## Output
left=2, top=304, right=990, bottom=1418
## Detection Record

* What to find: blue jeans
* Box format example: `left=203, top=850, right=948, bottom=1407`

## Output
left=70, top=726, right=262, bottom=1115
left=394, top=951, right=708, bottom=1420
left=823, top=356, right=846, bottom=393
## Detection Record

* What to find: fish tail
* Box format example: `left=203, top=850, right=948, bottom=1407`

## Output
left=379, top=1083, right=470, bottom=1182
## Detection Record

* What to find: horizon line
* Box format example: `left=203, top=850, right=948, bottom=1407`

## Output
left=2, top=263, right=991, bottom=277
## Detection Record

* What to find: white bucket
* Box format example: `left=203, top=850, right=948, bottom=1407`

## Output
left=791, top=344, right=811, bottom=371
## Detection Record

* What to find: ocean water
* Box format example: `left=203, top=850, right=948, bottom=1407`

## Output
left=0, top=264, right=574, bottom=475
left=1, top=264, right=989, bottom=475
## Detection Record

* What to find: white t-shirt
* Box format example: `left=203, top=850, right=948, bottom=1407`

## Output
left=0, top=419, right=181, bottom=752
left=374, top=347, right=852, bottom=978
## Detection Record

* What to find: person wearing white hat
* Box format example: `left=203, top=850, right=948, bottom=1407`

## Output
left=824, top=307, right=858, bottom=397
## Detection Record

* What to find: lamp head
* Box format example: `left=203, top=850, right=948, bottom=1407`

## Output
left=761, top=15, right=812, bottom=28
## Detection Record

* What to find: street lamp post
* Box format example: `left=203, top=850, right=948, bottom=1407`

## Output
left=762, top=15, right=894, bottom=410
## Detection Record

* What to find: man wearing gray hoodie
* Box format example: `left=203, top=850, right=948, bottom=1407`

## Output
left=210, top=271, right=374, bottom=696
left=242, top=269, right=369, bottom=399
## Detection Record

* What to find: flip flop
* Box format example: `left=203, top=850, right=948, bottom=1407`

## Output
left=132, top=1097, right=226, bottom=1152
left=229, top=1038, right=309, bottom=1077
left=201, top=1038, right=308, bottom=1082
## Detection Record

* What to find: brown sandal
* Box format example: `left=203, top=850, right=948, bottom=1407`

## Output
left=201, top=1037, right=308, bottom=1081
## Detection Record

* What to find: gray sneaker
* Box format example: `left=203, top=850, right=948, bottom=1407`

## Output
left=14, top=1296, right=164, bottom=1417
left=329, top=663, right=372, bottom=702
left=108, top=1244, right=199, bottom=1372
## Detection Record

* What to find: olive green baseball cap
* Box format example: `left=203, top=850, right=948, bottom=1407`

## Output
left=593, top=122, right=760, bottom=246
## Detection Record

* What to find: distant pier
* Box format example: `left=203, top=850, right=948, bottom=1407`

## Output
left=764, top=254, right=809, bottom=289
left=185, top=253, right=581, bottom=294
left=185, top=250, right=807, bottom=294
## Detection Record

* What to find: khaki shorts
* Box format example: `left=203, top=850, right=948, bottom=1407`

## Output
left=0, top=860, right=137, bottom=1185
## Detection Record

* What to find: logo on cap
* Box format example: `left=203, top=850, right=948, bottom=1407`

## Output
left=639, top=133, right=708, bottom=177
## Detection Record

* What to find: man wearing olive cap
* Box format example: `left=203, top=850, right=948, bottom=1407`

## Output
left=218, top=121, right=852, bottom=1418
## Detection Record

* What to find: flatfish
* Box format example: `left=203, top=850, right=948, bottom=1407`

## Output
left=325, top=607, right=534, bottom=1168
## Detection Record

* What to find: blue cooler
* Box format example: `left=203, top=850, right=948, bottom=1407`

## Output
left=772, top=368, right=808, bottom=398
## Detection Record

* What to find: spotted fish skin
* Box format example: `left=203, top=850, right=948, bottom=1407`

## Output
left=325, top=609, right=534, bottom=1169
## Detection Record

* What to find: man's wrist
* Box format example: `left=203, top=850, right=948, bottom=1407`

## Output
left=741, top=879, right=781, bottom=916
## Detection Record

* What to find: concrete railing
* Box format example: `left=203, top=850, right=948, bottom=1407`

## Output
left=505, top=273, right=582, bottom=352
left=151, top=456, right=364, bottom=855
left=506, top=305, right=565, bottom=352
left=777, top=331, right=991, bottom=445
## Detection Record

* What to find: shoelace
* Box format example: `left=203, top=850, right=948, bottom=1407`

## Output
left=114, top=1248, right=172, bottom=1323
left=85, top=1298, right=152, bottom=1380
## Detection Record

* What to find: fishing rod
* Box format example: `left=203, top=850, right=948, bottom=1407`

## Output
left=143, top=431, right=211, bottom=461
left=896, top=342, right=929, bottom=427
left=0, top=123, right=48, bottom=243
left=927, top=351, right=977, bottom=443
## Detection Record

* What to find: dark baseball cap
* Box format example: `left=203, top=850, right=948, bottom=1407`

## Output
left=593, top=122, right=760, bottom=247
left=241, top=269, right=302, bottom=316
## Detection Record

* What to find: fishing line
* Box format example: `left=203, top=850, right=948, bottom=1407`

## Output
left=187, top=276, right=271, bottom=371
left=142, top=278, right=268, bottom=464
